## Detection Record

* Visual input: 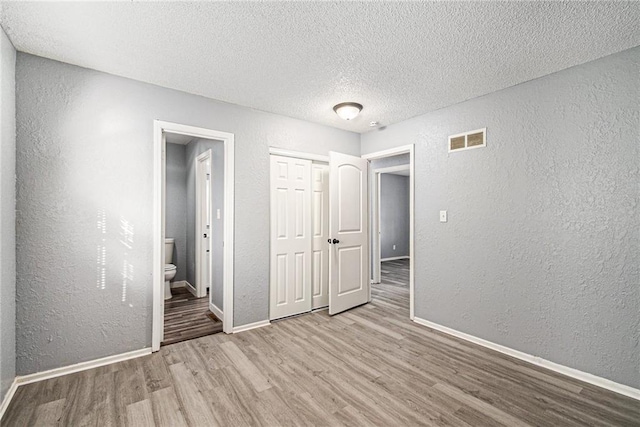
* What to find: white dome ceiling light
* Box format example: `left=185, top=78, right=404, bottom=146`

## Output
left=333, top=102, right=363, bottom=121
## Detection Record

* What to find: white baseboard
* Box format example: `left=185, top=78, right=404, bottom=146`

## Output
left=413, top=317, right=640, bottom=401
left=0, top=378, right=19, bottom=420
left=381, top=256, right=410, bottom=262
left=209, top=302, right=223, bottom=321
left=0, top=347, right=151, bottom=419
left=184, top=281, right=197, bottom=297
left=15, top=348, right=152, bottom=387
left=232, top=319, right=270, bottom=333
left=170, top=280, right=187, bottom=289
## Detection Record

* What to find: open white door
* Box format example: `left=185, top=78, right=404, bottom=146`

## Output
left=328, top=152, right=369, bottom=315
left=311, top=163, right=329, bottom=309
left=269, top=155, right=313, bottom=320
left=195, top=150, right=213, bottom=298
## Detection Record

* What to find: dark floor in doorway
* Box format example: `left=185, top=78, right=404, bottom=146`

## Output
left=162, top=287, right=222, bottom=346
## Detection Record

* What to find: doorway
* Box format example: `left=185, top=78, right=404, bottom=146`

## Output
left=152, top=121, right=235, bottom=351
left=363, top=145, right=415, bottom=320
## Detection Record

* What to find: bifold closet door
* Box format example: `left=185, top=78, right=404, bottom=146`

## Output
left=269, top=155, right=312, bottom=320
left=311, top=163, right=329, bottom=309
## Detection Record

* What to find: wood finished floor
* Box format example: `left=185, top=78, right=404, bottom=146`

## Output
left=3, top=259, right=639, bottom=426
left=163, top=287, right=222, bottom=346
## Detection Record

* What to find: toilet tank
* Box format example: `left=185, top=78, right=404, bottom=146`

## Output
left=164, top=238, right=175, bottom=264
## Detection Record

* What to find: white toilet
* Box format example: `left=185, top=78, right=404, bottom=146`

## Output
left=164, top=238, right=177, bottom=300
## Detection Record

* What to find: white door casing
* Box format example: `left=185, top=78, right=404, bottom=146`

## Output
left=362, top=144, right=415, bottom=320
left=269, top=155, right=313, bottom=320
left=195, top=150, right=212, bottom=298
left=328, top=152, right=369, bottom=315
left=311, top=163, right=329, bottom=309
left=153, top=120, right=235, bottom=352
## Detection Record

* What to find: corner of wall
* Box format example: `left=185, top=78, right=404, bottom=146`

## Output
left=0, top=24, right=17, bottom=406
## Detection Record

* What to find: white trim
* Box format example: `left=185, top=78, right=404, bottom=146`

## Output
left=195, top=149, right=213, bottom=299
left=409, top=145, right=415, bottom=320
left=223, top=129, right=235, bottom=335
left=413, top=317, right=640, bottom=401
left=209, top=301, right=224, bottom=321
left=0, top=378, right=19, bottom=420
left=373, top=164, right=410, bottom=174
left=153, top=121, right=164, bottom=350
left=362, top=144, right=414, bottom=160
left=363, top=144, right=415, bottom=320
left=448, top=127, right=486, bottom=153
left=184, top=280, right=197, bottom=296
left=269, top=147, right=329, bottom=163
left=374, top=171, right=381, bottom=283
left=153, top=121, right=235, bottom=351
left=381, top=256, right=410, bottom=262
left=15, top=348, right=151, bottom=387
left=232, top=319, right=271, bottom=334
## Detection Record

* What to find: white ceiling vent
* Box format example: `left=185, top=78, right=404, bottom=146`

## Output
left=448, top=128, right=486, bottom=152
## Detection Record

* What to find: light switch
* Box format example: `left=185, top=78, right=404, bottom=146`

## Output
left=440, top=210, right=448, bottom=223
left=216, top=209, right=221, bottom=220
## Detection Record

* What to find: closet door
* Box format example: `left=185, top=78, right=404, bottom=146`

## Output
left=269, top=155, right=312, bottom=320
left=311, top=163, right=329, bottom=309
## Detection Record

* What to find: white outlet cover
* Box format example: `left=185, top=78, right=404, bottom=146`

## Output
left=440, top=210, right=448, bottom=222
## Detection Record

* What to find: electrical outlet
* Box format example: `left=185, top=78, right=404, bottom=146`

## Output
left=216, top=209, right=221, bottom=219
left=393, top=245, right=396, bottom=250
left=440, top=210, right=448, bottom=223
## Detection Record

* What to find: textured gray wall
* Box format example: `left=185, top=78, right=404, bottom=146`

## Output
left=15, top=53, right=359, bottom=375
left=165, top=143, right=187, bottom=281
left=0, top=26, right=16, bottom=402
left=185, top=138, right=224, bottom=310
left=361, top=47, right=640, bottom=388
left=380, top=174, right=410, bottom=259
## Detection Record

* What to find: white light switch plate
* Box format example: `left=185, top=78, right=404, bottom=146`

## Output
left=216, top=209, right=221, bottom=219
left=440, top=210, right=448, bottom=222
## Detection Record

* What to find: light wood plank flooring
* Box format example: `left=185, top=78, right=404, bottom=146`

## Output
left=3, top=260, right=639, bottom=426
left=163, top=287, right=222, bottom=346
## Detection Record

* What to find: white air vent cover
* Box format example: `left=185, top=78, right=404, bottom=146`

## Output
left=448, top=128, right=486, bottom=152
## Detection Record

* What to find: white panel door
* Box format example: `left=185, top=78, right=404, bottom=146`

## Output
left=328, top=152, right=369, bottom=315
left=311, top=163, right=329, bottom=309
left=195, top=150, right=212, bottom=298
left=269, top=155, right=312, bottom=320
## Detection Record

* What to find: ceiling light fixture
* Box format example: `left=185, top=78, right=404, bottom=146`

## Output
left=333, top=102, right=363, bottom=121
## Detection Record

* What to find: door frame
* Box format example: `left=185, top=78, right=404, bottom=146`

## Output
left=153, top=120, right=235, bottom=351
left=362, top=145, right=415, bottom=320
left=195, top=149, right=213, bottom=299
left=372, top=164, right=411, bottom=283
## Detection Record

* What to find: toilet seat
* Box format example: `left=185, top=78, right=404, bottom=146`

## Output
left=164, top=264, right=176, bottom=271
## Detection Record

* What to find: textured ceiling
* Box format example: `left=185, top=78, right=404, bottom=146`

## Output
left=2, top=1, right=639, bottom=133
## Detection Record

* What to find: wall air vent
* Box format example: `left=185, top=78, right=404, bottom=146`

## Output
left=448, top=128, right=486, bottom=152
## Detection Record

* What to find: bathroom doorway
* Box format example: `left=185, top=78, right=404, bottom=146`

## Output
left=152, top=121, right=235, bottom=351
